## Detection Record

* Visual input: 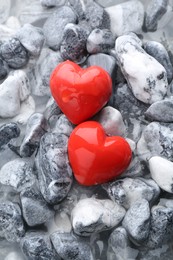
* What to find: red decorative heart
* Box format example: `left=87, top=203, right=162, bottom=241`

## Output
left=50, top=61, right=112, bottom=125
left=68, top=121, right=132, bottom=186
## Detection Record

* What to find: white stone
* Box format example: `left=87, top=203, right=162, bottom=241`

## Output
left=0, top=0, right=11, bottom=24
left=0, top=24, right=16, bottom=41
left=149, top=156, right=173, bottom=193
left=125, top=138, right=136, bottom=152
left=116, top=35, right=168, bottom=104
left=105, top=0, right=144, bottom=36
left=5, top=16, right=21, bottom=30
left=4, top=252, right=24, bottom=260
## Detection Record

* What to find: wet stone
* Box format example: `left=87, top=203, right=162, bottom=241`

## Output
left=51, top=232, right=94, bottom=260
left=20, top=113, right=48, bottom=157
left=0, top=123, right=20, bottom=150
left=21, top=231, right=58, bottom=260
left=0, top=58, right=8, bottom=80
left=71, top=198, right=126, bottom=236
left=53, top=114, right=74, bottom=138
left=16, top=23, right=45, bottom=57
left=144, top=0, right=169, bottom=32
left=0, top=201, right=25, bottom=242
left=122, top=199, right=150, bottom=244
left=43, top=6, right=77, bottom=50
left=36, top=132, right=73, bottom=205
left=0, top=158, right=35, bottom=192
left=20, top=184, right=54, bottom=226
left=0, top=38, right=29, bottom=69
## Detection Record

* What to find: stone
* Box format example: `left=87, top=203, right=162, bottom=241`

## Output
left=40, top=0, right=66, bottom=7
left=103, top=177, right=160, bottom=209
left=0, top=123, right=20, bottom=150
left=44, top=97, right=61, bottom=124
left=60, top=23, right=88, bottom=64
left=36, top=133, right=73, bottom=205
left=144, top=0, right=169, bottom=32
left=106, top=0, right=144, bottom=36
left=16, top=23, right=45, bottom=56
left=71, top=198, right=126, bottom=236
left=115, top=35, right=168, bottom=104
left=0, top=0, right=11, bottom=24
left=94, top=106, right=126, bottom=137
left=149, top=156, right=173, bottom=193
left=20, top=113, right=48, bottom=157
left=107, top=227, right=139, bottom=260
left=144, top=41, right=173, bottom=83
left=4, top=252, right=24, bottom=260
left=53, top=114, right=74, bottom=138
left=0, top=38, right=29, bottom=69
left=0, top=59, right=8, bottom=80
left=0, top=158, right=35, bottom=192
left=20, top=184, right=54, bottom=226
left=43, top=6, right=77, bottom=50
left=0, top=201, right=25, bottom=242
left=21, top=231, right=58, bottom=260
left=5, top=16, right=21, bottom=31
left=51, top=232, right=94, bottom=260
left=145, top=98, right=173, bottom=122
left=122, top=199, right=150, bottom=244
left=87, top=29, right=114, bottom=54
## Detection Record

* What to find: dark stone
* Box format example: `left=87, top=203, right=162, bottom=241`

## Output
left=0, top=38, right=29, bottom=69
left=0, top=123, right=20, bottom=150
left=44, top=97, right=61, bottom=124
left=0, top=58, right=8, bottom=80
left=53, top=114, right=74, bottom=137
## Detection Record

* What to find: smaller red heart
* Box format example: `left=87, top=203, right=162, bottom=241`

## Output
left=68, top=121, right=132, bottom=186
left=50, top=61, right=112, bottom=125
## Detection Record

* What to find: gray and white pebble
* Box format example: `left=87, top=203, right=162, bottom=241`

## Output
left=51, top=232, right=94, bottom=260
left=0, top=159, right=35, bottom=192
left=43, top=6, right=77, bottom=50
left=144, top=40, right=173, bottom=83
left=115, top=35, right=168, bottom=104
left=0, top=201, right=25, bottom=242
left=106, top=0, right=144, bottom=36
left=16, top=23, right=45, bottom=57
left=36, top=133, right=73, bottom=205
left=122, top=199, right=150, bottom=244
left=104, top=177, right=160, bottom=209
left=40, top=0, right=66, bottom=7
left=4, top=252, right=24, bottom=260
left=44, top=97, right=61, bottom=124
left=87, top=29, right=114, bottom=54
left=21, top=231, right=58, bottom=260
left=60, top=23, right=88, bottom=64
left=0, top=38, right=29, bottom=69
left=144, top=0, right=169, bottom=32
left=0, top=58, right=8, bottom=80
left=53, top=114, right=74, bottom=138
left=107, top=227, right=139, bottom=260
left=20, top=113, right=48, bottom=157
left=71, top=198, right=126, bottom=236
left=0, top=123, right=20, bottom=150
left=20, top=185, right=54, bottom=226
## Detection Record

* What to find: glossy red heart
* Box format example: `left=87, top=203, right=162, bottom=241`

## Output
left=50, top=61, right=112, bottom=125
left=68, top=121, right=132, bottom=186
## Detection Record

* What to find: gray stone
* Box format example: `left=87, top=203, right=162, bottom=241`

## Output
left=16, top=23, right=45, bottom=56
left=0, top=0, right=11, bottom=24
left=122, top=199, right=150, bottom=244
left=20, top=185, right=54, bottom=226
left=87, top=29, right=114, bottom=54
left=53, top=114, right=74, bottom=137
left=40, top=0, right=66, bottom=7
left=0, top=158, right=35, bottom=192
left=43, top=6, right=77, bottom=50
left=0, top=58, right=8, bottom=80
left=0, top=201, right=25, bottom=242
left=36, top=133, right=73, bottom=205
left=104, top=177, right=160, bottom=209
left=60, top=23, right=88, bottom=64
left=71, top=198, right=126, bottom=236
left=0, top=38, right=29, bottom=69
left=44, top=97, right=61, bottom=124
left=21, top=231, right=58, bottom=260
left=144, top=0, right=169, bottom=32
left=0, top=123, right=20, bottom=150
left=51, top=232, right=94, bottom=260
left=20, top=113, right=48, bottom=157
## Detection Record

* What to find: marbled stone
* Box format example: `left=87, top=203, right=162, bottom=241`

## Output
left=0, top=123, right=20, bottom=150
left=87, top=29, right=114, bottom=54
left=71, top=198, right=126, bottom=236
left=51, top=232, right=94, bottom=260
left=0, top=159, right=35, bottom=192
left=144, top=0, right=169, bottom=32
left=53, top=114, right=74, bottom=138
left=106, top=0, right=144, bottom=36
left=0, top=58, right=8, bottom=80
left=44, top=97, right=61, bottom=124
left=43, top=6, right=77, bottom=50
left=1, top=38, right=29, bottom=69
left=0, top=201, right=25, bottom=242
left=122, top=199, right=150, bottom=244
left=16, top=23, right=45, bottom=56
left=36, top=133, right=73, bottom=205
left=20, top=113, right=48, bottom=157
left=115, top=35, right=168, bottom=104
left=40, top=0, right=66, bottom=7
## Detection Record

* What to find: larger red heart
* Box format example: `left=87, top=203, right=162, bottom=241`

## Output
left=50, top=61, right=112, bottom=125
left=68, top=121, right=132, bottom=186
